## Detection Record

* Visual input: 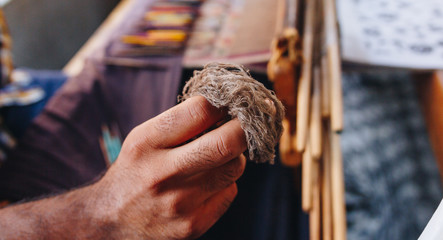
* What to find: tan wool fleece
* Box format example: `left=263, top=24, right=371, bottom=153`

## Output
left=179, top=63, right=285, bottom=164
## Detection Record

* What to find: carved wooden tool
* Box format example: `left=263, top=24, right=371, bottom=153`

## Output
left=267, top=28, right=303, bottom=166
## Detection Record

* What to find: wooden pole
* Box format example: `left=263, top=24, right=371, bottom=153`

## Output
left=296, top=0, right=316, bottom=152
left=324, top=0, right=343, bottom=132
left=330, top=130, right=347, bottom=240
left=321, top=123, right=333, bottom=240
left=275, top=0, right=286, bottom=35
left=310, top=66, right=322, bottom=160
left=310, top=156, right=321, bottom=240
left=416, top=71, right=443, bottom=183
left=321, top=56, right=331, bottom=118
left=302, top=138, right=313, bottom=212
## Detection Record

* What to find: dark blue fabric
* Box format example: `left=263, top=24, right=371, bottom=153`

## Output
left=341, top=71, right=442, bottom=240
left=2, top=69, right=67, bottom=138
left=200, top=161, right=308, bottom=240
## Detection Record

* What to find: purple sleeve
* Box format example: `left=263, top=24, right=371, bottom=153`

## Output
left=0, top=57, right=183, bottom=201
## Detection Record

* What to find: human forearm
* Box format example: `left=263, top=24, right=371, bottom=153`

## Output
left=0, top=184, right=116, bottom=239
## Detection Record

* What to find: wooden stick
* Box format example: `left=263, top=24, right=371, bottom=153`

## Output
left=296, top=0, right=316, bottom=152
left=302, top=138, right=313, bottom=212
left=310, top=0, right=323, bottom=160
left=328, top=45, right=343, bottom=132
left=321, top=123, right=333, bottom=240
left=310, top=66, right=322, bottom=160
left=310, top=151, right=321, bottom=240
left=319, top=0, right=331, bottom=119
left=324, top=0, right=343, bottom=132
left=275, top=0, right=286, bottom=35
left=321, top=55, right=331, bottom=118
left=415, top=71, right=443, bottom=183
left=279, top=119, right=292, bottom=160
left=276, top=0, right=301, bottom=35
left=330, top=130, right=347, bottom=240
left=280, top=118, right=302, bottom=167
left=286, top=0, right=301, bottom=29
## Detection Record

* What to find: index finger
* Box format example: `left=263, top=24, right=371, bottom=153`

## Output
left=136, top=96, right=226, bottom=148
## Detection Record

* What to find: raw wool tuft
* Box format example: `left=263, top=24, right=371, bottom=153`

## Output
left=179, top=63, right=285, bottom=164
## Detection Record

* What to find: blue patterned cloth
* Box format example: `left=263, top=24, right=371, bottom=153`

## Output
left=2, top=69, right=67, bottom=138
left=341, top=71, right=442, bottom=240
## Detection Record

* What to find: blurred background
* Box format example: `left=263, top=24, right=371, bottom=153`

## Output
left=2, top=0, right=119, bottom=69
left=0, top=0, right=442, bottom=240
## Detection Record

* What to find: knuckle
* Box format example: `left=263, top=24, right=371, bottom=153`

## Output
left=175, top=138, right=224, bottom=174
left=215, top=135, right=234, bottom=159
left=163, top=194, right=183, bottom=218
left=179, top=218, right=201, bottom=239
left=202, top=166, right=237, bottom=192
left=172, top=154, right=190, bottom=175
left=207, top=174, right=230, bottom=192
left=220, top=169, right=235, bottom=184
left=200, top=157, right=245, bottom=192
left=187, top=97, right=212, bottom=123
left=188, top=140, right=218, bottom=167
left=122, top=134, right=149, bottom=160
left=123, top=125, right=159, bottom=156
left=228, top=184, right=238, bottom=198
left=238, top=155, right=247, bottom=175
left=197, top=141, right=219, bottom=163
left=218, top=166, right=237, bottom=186
left=179, top=134, right=236, bottom=174
left=215, top=196, right=235, bottom=220
left=146, top=174, right=166, bottom=194
left=231, top=157, right=246, bottom=179
left=126, top=142, right=145, bottom=158
left=219, top=186, right=238, bottom=216
left=175, top=150, right=208, bottom=174
left=154, top=109, right=178, bottom=135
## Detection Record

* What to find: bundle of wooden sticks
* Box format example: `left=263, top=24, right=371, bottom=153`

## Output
left=267, top=0, right=346, bottom=239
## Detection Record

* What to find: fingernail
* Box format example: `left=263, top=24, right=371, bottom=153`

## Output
left=265, top=98, right=277, bottom=116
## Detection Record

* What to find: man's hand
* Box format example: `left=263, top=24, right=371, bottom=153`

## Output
left=0, top=96, right=247, bottom=240
left=95, top=96, right=247, bottom=239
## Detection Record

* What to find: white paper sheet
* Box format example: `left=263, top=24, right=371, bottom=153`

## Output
left=337, top=0, right=443, bottom=70
left=0, top=0, right=12, bottom=7
left=419, top=199, right=443, bottom=240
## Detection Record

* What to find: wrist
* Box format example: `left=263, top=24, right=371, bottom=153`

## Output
left=81, top=172, right=146, bottom=239
left=74, top=182, right=122, bottom=239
